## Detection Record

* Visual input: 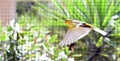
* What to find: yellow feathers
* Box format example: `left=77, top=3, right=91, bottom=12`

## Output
left=59, top=19, right=107, bottom=46
left=65, top=19, right=76, bottom=29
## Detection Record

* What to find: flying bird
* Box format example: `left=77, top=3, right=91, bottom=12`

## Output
left=59, top=19, right=107, bottom=46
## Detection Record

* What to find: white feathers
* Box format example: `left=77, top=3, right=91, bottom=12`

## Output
left=93, top=27, right=107, bottom=36
left=59, top=20, right=108, bottom=46
left=59, top=27, right=91, bottom=46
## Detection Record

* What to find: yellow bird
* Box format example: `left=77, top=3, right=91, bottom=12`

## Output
left=59, top=19, right=107, bottom=46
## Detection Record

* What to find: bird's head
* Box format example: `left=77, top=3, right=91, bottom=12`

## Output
left=65, top=19, right=85, bottom=29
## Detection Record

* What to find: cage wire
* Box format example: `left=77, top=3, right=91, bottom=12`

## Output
left=0, top=0, right=120, bottom=61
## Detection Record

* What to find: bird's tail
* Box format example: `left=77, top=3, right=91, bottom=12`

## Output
left=93, top=27, right=107, bottom=36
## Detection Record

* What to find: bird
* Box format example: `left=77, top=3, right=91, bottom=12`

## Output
left=59, top=19, right=107, bottom=46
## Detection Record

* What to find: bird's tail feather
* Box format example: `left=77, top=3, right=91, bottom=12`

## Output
left=93, top=27, right=107, bottom=36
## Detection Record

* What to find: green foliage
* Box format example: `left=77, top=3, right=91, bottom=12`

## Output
left=96, top=37, right=103, bottom=48
left=0, top=0, right=120, bottom=61
left=0, top=33, right=8, bottom=41
left=49, top=34, right=58, bottom=43
left=32, top=0, right=120, bottom=60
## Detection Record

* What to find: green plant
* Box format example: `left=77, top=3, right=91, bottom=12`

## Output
left=1, top=0, right=119, bottom=61
left=32, top=0, right=120, bottom=61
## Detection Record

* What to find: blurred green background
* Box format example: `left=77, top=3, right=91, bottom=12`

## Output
left=0, top=0, right=120, bottom=61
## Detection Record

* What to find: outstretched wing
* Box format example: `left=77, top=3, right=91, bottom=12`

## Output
left=59, top=27, right=91, bottom=46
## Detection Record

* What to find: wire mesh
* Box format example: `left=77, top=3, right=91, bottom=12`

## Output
left=0, top=0, right=120, bottom=61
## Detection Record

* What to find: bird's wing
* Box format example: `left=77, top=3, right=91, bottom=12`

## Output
left=59, top=27, right=91, bottom=46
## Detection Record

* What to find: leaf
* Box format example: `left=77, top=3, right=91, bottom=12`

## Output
left=94, top=13, right=100, bottom=27
left=0, top=33, right=8, bottom=41
left=96, top=37, right=103, bottom=48
left=103, top=0, right=115, bottom=27
left=111, top=33, right=120, bottom=37
left=100, top=53, right=109, bottom=57
left=53, top=0, right=69, bottom=18
left=114, top=0, right=120, bottom=13
left=72, top=54, right=82, bottom=57
left=75, top=0, right=89, bottom=21
left=49, top=34, right=58, bottom=43
left=41, top=20, right=65, bottom=27
left=34, top=1, right=67, bottom=20
left=64, top=47, right=71, bottom=55
left=101, top=0, right=107, bottom=19
left=7, top=26, right=13, bottom=31
left=86, top=0, right=94, bottom=23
